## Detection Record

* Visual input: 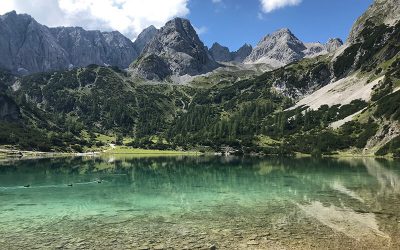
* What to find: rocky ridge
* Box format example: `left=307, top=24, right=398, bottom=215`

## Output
left=209, top=43, right=253, bottom=63
left=244, top=28, right=343, bottom=68
left=0, top=11, right=157, bottom=74
left=131, top=18, right=219, bottom=81
left=133, top=25, right=159, bottom=55
left=348, top=0, right=400, bottom=43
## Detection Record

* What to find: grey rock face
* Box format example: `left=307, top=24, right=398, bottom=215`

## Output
left=348, top=0, right=400, bottom=44
left=133, top=18, right=218, bottom=80
left=244, top=28, right=342, bottom=68
left=232, top=44, right=253, bottom=62
left=209, top=43, right=232, bottom=62
left=244, top=28, right=306, bottom=67
left=325, top=38, right=343, bottom=53
left=209, top=43, right=252, bottom=63
left=50, top=27, right=138, bottom=69
left=0, top=11, right=141, bottom=74
left=133, top=25, right=158, bottom=55
left=304, top=38, right=343, bottom=57
left=0, top=11, right=70, bottom=74
left=133, top=54, right=172, bottom=81
left=0, top=95, right=20, bottom=121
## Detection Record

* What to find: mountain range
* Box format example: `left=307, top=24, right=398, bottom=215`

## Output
left=0, top=0, right=399, bottom=157
left=0, top=10, right=343, bottom=79
left=0, top=10, right=156, bottom=75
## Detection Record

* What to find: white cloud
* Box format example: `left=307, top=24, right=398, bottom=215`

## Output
left=194, top=26, right=208, bottom=35
left=0, top=0, right=189, bottom=40
left=212, top=0, right=222, bottom=3
left=260, top=0, right=301, bottom=13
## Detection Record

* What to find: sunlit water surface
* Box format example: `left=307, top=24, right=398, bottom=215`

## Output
left=0, top=156, right=400, bottom=249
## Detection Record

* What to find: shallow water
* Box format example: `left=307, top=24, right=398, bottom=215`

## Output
left=0, top=156, right=400, bottom=249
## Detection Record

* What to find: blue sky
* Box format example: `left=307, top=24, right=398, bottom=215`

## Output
left=189, top=0, right=374, bottom=51
left=0, top=0, right=374, bottom=51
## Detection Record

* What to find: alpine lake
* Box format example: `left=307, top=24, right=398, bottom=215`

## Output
left=0, top=155, right=400, bottom=249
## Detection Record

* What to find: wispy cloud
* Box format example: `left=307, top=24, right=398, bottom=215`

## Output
left=0, top=0, right=190, bottom=40
left=212, top=0, right=222, bottom=3
left=260, top=0, right=302, bottom=13
left=194, top=26, right=208, bottom=35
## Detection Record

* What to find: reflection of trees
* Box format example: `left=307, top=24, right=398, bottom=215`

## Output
left=1, top=156, right=399, bottom=209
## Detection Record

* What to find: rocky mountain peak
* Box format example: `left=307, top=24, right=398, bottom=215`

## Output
left=132, top=17, right=218, bottom=81
left=208, top=42, right=253, bottom=63
left=245, top=28, right=343, bottom=68
left=232, top=43, right=253, bottom=62
left=244, top=28, right=306, bottom=67
left=271, top=28, right=293, bottom=36
left=144, top=17, right=204, bottom=55
left=326, top=38, right=343, bottom=52
left=1, top=10, right=17, bottom=19
left=209, top=43, right=232, bottom=62
left=133, top=25, right=158, bottom=55
left=266, top=28, right=304, bottom=48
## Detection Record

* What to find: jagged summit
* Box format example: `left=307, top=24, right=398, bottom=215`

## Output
left=0, top=11, right=144, bottom=74
left=209, top=43, right=253, bottom=63
left=50, top=27, right=138, bottom=69
left=244, top=28, right=306, bottom=67
left=133, top=25, right=158, bottom=55
left=233, top=43, right=253, bottom=62
left=209, top=43, right=232, bottom=62
left=326, top=38, right=343, bottom=52
left=131, top=17, right=218, bottom=81
left=1, top=10, right=17, bottom=18
left=244, top=28, right=343, bottom=68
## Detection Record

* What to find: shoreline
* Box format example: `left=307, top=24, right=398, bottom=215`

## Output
left=0, top=147, right=203, bottom=162
left=0, top=149, right=398, bottom=162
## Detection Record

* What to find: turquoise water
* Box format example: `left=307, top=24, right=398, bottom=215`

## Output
left=0, top=156, right=400, bottom=249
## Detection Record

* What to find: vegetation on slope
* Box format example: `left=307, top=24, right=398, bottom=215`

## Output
left=0, top=21, right=399, bottom=156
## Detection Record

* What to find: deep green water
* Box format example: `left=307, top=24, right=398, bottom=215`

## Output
left=0, top=156, right=400, bottom=249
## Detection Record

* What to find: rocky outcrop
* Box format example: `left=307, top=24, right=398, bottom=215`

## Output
left=244, top=28, right=342, bottom=68
left=0, top=11, right=70, bottom=74
left=133, top=25, right=158, bottom=55
left=131, top=18, right=218, bottom=81
left=348, top=0, right=400, bottom=44
left=325, top=38, right=343, bottom=53
left=232, top=44, right=253, bottom=62
left=50, top=27, right=138, bottom=69
left=209, top=43, right=253, bottom=63
left=133, top=54, right=172, bottom=81
left=0, top=11, right=146, bottom=74
left=209, top=43, right=232, bottom=62
left=244, top=28, right=306, bottom=67
left=303, top=38, right=343, bottom=58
